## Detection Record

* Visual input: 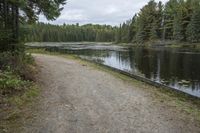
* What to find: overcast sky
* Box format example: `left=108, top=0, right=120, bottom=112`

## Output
left=39, top=0, right=169, bottom=26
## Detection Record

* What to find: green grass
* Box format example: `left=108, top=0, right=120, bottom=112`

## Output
left=26, top=48, right=80, bottom=60
left=26, top=48, right=69, bottom=55
left=0, top=81, right=40, bottom=133
left=8, top=85, right=39, bottom=107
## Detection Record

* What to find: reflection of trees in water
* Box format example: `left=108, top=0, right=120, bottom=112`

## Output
left=127, top=48, right=200, bottom=91
left=160, top=51, right=200, bottom=80
left=128, top=48, right=158, bottom=79
left=116, top=51, right=131, bottom=69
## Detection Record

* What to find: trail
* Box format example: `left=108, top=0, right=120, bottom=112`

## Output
left=25, top=54, right=200, bottom=133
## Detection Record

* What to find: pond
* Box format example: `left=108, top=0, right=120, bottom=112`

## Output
left=27, top=42, right=200, bottom=97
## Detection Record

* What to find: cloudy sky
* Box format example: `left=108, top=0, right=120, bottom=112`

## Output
left=39, top=0, right=169, bottom=26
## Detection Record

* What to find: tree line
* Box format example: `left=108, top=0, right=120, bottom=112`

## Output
left=1, top=0, right=200, bottom=45
left=23, top=23, right=117, bottom=42
left=116, top=0, right=200, bottom=43
left=24, top=0, right=200, bottom=44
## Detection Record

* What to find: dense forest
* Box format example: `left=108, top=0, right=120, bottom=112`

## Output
left=23, top=23, right=116, bottom=42
left=23, top=0, right=200, bottom=44
left=117, top=0, right=200, bottom=43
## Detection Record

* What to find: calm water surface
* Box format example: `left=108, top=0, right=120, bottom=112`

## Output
left=28, top=43, right=200, bottom=97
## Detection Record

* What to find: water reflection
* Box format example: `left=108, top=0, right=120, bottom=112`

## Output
left=45, top=45, right=200, bottom=97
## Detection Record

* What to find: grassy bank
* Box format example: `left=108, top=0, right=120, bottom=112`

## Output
left=0, top=51, right=40, bottom=133
left=28, top=48, right=200, bottom=123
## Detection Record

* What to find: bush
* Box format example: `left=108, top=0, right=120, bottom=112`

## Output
left=0, top=51, right=37, bottom=96
left=0, top=51, right=36, bottom=81
left=0, top=71, right=31, bottom=96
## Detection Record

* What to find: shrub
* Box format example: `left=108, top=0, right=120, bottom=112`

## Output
left=0, top=51, right=36, bottom=81
left=0, top=51, right=37, bottom=97
left=0, top=71, right=29, bottom=96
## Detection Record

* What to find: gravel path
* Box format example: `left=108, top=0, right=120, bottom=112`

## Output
left=25, top=54, right=200, bottom=133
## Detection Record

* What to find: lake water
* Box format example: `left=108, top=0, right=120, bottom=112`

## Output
left=27, top=42, right=200, bottom=97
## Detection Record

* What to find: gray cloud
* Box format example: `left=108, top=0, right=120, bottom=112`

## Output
left=39, top=0, right=169, bottom=26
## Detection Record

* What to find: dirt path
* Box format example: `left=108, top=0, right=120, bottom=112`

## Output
left=24, top=54, right=200, bottom=133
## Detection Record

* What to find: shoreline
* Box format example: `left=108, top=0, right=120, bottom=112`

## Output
left=25, top=41, right=200, bottom=50
left=27, top=49, right=200, bottom=122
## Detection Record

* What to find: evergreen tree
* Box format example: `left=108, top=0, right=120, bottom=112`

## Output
left=115, top=0, right=200, bottom=44
left=156, top=1, right=164, bottom=39
left=150, top=20, right=159, bottom=40
left=129, top=15, right=137, bottom=42
left=163, top=0, right=178, bottom=40
left=186, top=6, right=200, bottom=42
left=173, top=11, right=184, bottom=41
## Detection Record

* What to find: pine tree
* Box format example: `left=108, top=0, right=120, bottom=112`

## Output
left=156, top=1, right=163, bottom=39
left=163, top=0, right=178, bottom=40
left=150, top=20, right=159, bottom=40
left=129, top=15, right=137, bottom=42
left=173, top=12, right=184, bottom=41
left=186, top=6, right=200, bottom=43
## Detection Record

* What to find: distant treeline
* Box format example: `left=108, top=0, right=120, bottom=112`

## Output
left=117, top=0, right=200, bottom=43
left=24, top=23, right=117, bottom=42
left=24, top=0, right=200, bottom=44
